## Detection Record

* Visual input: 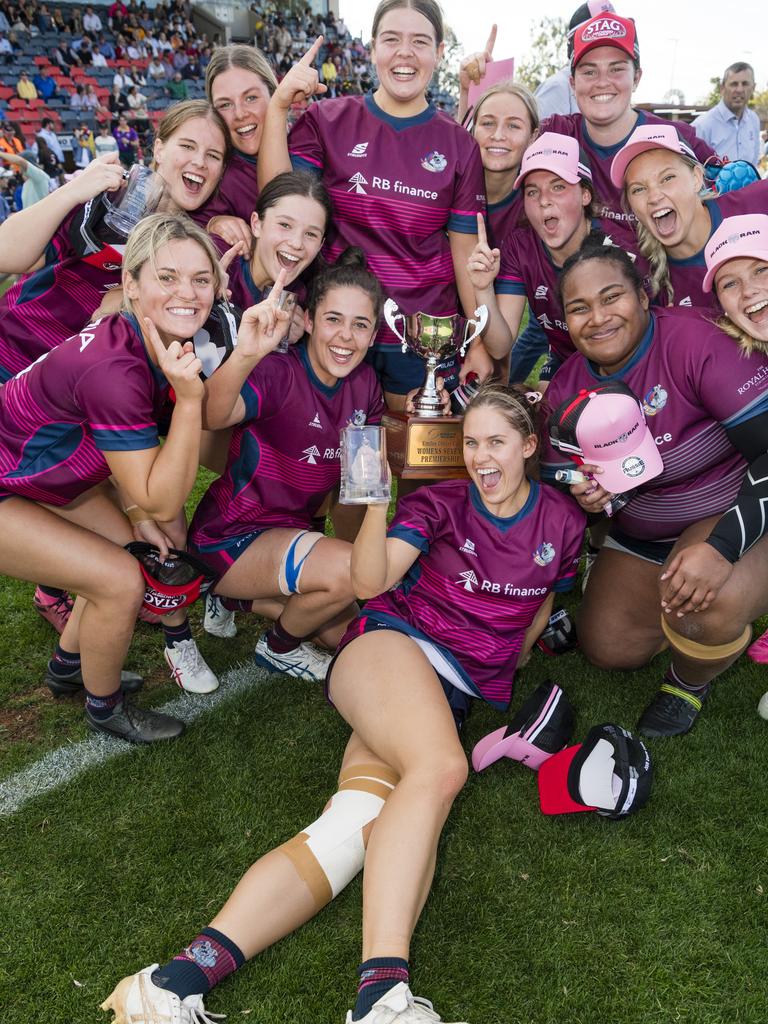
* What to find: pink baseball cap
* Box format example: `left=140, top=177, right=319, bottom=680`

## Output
left=609, top=124, right=698, bottom=188
left=513, top=132, right=593, bottom=190
left=571, top=13, right=640, bottom=70
left=549, top=381, right=664, bottom=493
left=702, top=213, right=768, bottom=293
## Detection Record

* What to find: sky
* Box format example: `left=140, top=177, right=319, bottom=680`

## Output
left=338, top=0, right=768, bottom=107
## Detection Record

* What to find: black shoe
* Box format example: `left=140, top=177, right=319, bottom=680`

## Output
left=84, top=700, right=185, bottom=744
left=46, top=666, right=144, bottom=698
left=637, top=682, right=709, bottom=738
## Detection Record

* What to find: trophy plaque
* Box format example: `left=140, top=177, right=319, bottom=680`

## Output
left=381, top=300, right=488, bottom=479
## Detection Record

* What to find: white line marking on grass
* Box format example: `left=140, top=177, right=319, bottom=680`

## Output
left=0, top=663, right=272, bottom=819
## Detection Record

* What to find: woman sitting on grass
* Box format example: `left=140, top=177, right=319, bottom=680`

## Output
left=101, top=383, right=585, bottom=1024
left=187, top=248, right=385, bottom=684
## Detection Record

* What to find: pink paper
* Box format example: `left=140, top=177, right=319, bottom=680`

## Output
left=467, top=57, right=515, bottom=111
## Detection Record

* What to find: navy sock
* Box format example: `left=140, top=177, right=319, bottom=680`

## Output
left=47, top=644, right=81, bottom=678
left=163, top=618, right=193, bottom=649
left=352, top=958, right=409, bottom=1020
left=38, top=585, right=67, bottom=599
left=265, top=617, right=305, bottom=654
left=84, top=687, right=122, bottom=720
left=152, top=927, right=245, bottom=1000
left=221, top=597, right=252, bottom=613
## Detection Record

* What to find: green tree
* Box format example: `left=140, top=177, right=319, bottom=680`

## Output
left=516, top=16, right=568, bottom=93
left=431, top=24, right=462, bottom=101
left=699, top=76, right=721, bottom=108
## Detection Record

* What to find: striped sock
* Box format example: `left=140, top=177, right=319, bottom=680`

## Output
left=47, top=644, right=81, bottom=678
left=163, top=618, right=193, bottom=649
left=221, top=597, right=252, bottom=612
left=84, top=687, right=122, bottom=720
left=352, top=957, right=410, bottom=1021
left=667, top=664, right=710, bottom=695
left=152, top=927, right=245, bottom=1000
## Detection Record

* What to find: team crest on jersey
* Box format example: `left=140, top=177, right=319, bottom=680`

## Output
left=533, top=542, right=556, bottom=567
left=421, top=151, right=447, bottom=173
left=348, top=172, right=368, bottom=194
left=535, top=285, right=548, bottom=300
left=642, top=385, right=668, bottom=416
left=348, top=409, right=367, bottom=426
left=460, top=538, right=477, bottom=557
left=348, top=142, right=369, bottom=158
left=300, top=445, right=321, bottom=464
left=456, top=569, right=478, bottom=592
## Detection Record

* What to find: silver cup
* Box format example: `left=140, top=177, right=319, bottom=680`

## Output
left=383, top=300, right=488, bottom=417
left=339, top=425, right=390, bottom=505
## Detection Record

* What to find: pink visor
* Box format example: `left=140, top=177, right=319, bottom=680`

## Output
left=702, top=213, right=768, bottom=293
left=574, top=390, right=663, bottom=492
left=513, top=132, right=593, bottom=190
left=610, top=124, right=698, bottom=188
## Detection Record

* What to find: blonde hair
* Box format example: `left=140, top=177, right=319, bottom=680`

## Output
left=121, top=213, right=225, bottom=316
left=464, top=382, right=542, bottom=443
left=473, top=81, right=539, bottom=135
left=152, top=98, right=230, bottom=165
left=714, top=314, right=768, bottom=357
left=205, top=43, right=277, bottom=101
left=623, top=152, right=716, bottom=305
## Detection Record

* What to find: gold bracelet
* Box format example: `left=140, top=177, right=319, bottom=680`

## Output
left=123, top=505, right=150, bottom=525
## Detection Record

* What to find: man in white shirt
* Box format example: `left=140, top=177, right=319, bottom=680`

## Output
left=38, top=119, right=65, bottom=165
left=91, top=44, right=107, bottom=67
left=693, top=62, right=761, bottom=165
left=82, top=5, right=102, bottom=33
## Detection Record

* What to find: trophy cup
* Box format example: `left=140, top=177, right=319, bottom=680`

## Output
left=104, top=165, right=170, bottom=238
left=381, top=300, right=488, bottom=479
left=339, top=425, right=391, bottom=505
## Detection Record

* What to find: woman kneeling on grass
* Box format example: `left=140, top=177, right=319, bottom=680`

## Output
left=187, top=248, right=385, bottom=684
left=541, top=242, right=768, bottom=738
left=102, top=384, right=585, bottom=1024
left=0, top=214, right=228, bottom=744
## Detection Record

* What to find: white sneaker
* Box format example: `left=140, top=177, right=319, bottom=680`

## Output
left=254, top=633, right=332, bottom=683
left=203, top=593, right=237, bottom=639
left=345, top=982, right=468, bottom=1024
left=165, top=638, right=219, bottom=694
left=100, top=964, right=225, bottom=1023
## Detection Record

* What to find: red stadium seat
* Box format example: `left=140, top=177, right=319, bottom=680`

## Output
left=8, top=98, right=27, bottom=109
left=0, top=87, right=14, bottom=101
left=33, top=55, right=49, bottom=66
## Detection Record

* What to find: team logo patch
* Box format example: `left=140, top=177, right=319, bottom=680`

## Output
left=538, top=313, right=554, bottom=330
left=348, top=172, right=367, bottom=194
left=456, top=569, right=478, bottom=592
left=622, top=455, right=645, bottom=478
left=348, top=142, right=369, bottom=157
left=185, top=941, right=218, bottom=969
left=533, top=542, right=556, bottom=567
left=421, top=151, right=447, bottom=173
left=581, top=17, right=627, bottom=42
left=300, top=445, right=321, bottom=464
left=349, top=409, right=367, bottom=426
left=460, top=538, right=477, bottom=557
left=642, top=385, right=668, bottom=416
left=535, top=285, right=548, bottom=300
left=308, top=412, right=323, bottom=429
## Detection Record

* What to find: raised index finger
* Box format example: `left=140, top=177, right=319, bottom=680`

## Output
left=143, top=316, right=168, bottom=366
left=267, top=267, right=289, bottom=302
left=476, top=212, right=487, bottom=246
left=300, top=35, right=323, bottom=65
left=485, top=24, right=497, bottom=58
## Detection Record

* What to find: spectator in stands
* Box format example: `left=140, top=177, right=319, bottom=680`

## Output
left=74, top=121, right=95, bottom=166
left=33, top=66, right=57, bottom=100
left=36, top=4, right=53, bottom=31
left=108, top=82, right=130, bottom=125
left=148, top=55, right=167, bottom=81
left=113, top=112, right=139, bottom=166
left=172, top=46, right=188, bottom=73
left=16, top=71, right=38, bottom=100
left=94, top=119, right=118, bottom=156
left=182, top=54, right=201, bottom=80
left=156, top=30, right=172, bottom=53
left=166, top=70, right=188, bottom=100
left=66, top=5, right=83, bottom=34
left=82, top=4, right=101, bottom=33
left=113, top=67, right=134, bottom=91
left=0, top=148, right=51, bottom=205
left=37, top=118, right=64, bottom=166
left=126, top=83, right=149, bottom=133
left=83, top=83, right=106, bottom=115
left=108, top=0, right=127, bottom=31
left=0, top=9, right=9, bottom=32
left=0, top=30, right=13, bottom=63
left=0, top=123, right=24, bottom=157
left=98, top=33, right=115, bottom=59
left=71, top=84, right=87, bottom=110
left=321, top=53, right=338, bottom=98
left=34, top=133, right=59, bottom=175
left=51, top=7, right=67, bottom=32
left=130, top=63, right=147, bottom=86
left=91, top=43, right=107, bottom=67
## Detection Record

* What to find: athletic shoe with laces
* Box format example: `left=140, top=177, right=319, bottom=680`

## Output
left=254, top=634, right=331, bottom=683
left=203, top=593, right=237, bottom=639
left=164, top=638, right=219, bottom=694
left=33, top=587, right=74, bottom=633
left=747, top=627, right=768, bottom=664
left=637, top=681, right=710, bottom=738
left=345, top=982, right=468, bottom=1024
left=100, top=964, right=224, bottom=1023
left=46, top=665, right=144, bottom=698
left=85, top=700, right=185, bottom=744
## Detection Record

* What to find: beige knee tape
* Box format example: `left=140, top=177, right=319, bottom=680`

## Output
left=660, top=616, right=751, bottom=661
left=280, top=763, right=399, bottom=910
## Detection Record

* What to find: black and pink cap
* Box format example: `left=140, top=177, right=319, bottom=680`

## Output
left=472, top=681, right=575, bottom=772
left=538, top=723, right=653, bottom=818
left=549, top=381, right=664, bottom=493
left=126, top=542, right=217, bottom=616
left=567, top=0, right=616, bottom=58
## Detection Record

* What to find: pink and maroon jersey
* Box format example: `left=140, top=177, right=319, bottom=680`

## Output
left=496, top=225, right=646, bottom=364
left=342, top=479, right=585, bottom=709
left=486, top=186, right=523, bottom=249
left=664, top=179, right=768, bottom=310
left=541, top=111, right=716, bottom=252
left=0, top=313, right=168, bottom=506
left=541, top=307, right=768, bottom=542
left=189, top=341, right=384, bottom=548
left=0, top=204, right=123, bottom=381
left=190, top=150, right=259, bottom=228
left=288, top=95, right=486, bottom=349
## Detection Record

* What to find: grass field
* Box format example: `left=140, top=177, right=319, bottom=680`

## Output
left=2, top=479, right=768, bottom=1023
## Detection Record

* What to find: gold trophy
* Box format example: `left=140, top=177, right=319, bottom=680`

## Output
left=381, top=300, right=488, bottom=478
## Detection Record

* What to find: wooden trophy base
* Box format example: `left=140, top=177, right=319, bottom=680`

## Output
left=382, top=411, right=468, bottom=480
